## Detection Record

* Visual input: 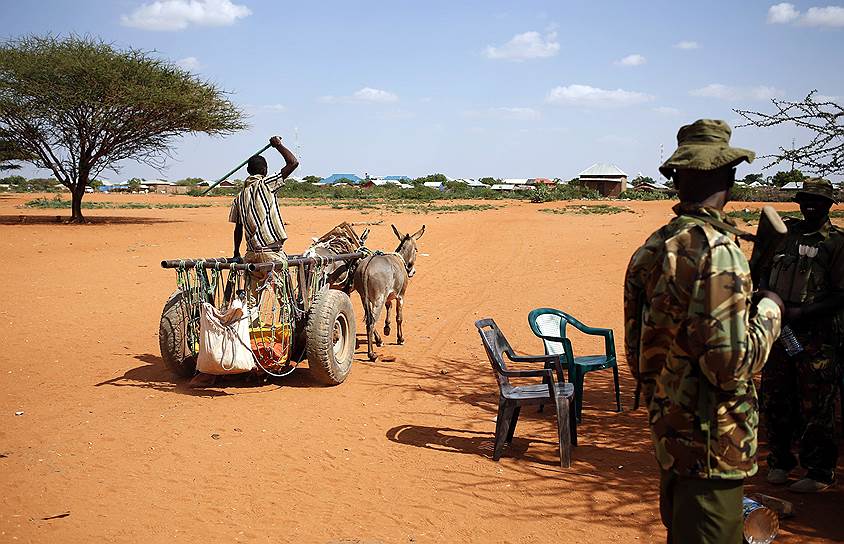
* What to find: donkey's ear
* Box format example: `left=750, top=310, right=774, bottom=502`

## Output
left=391, top=224, right=402, bottom=240
left=412, top=225, right=426, bottom=240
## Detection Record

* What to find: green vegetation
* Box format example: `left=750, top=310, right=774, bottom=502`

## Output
left=728, top=208, right=844, bottom=223
left=0, top=35, right=245, bottom=221
left=23, top=196, right=217, bottom=209
left=540, top=205, right=634, bottom=215
left=618, top=189, right=672, bottom=200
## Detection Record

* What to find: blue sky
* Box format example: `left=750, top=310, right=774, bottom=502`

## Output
left=2, top=0, right=843, bottom=182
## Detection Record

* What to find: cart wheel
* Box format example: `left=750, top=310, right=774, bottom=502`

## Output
left=158, top=289, right=198, bottom=378
left=305, top=289, right=356, bottom=385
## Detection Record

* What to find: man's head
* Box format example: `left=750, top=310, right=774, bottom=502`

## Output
left=795, top=178, right=836, bottom=225
left=674, top=166, right=736, bottom=204
left=247, top=154, right=268, bottom=177
left=660, top=119, right=754, bottom=206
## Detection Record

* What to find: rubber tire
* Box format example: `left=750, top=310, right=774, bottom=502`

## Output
left=158, top=289, right=198, bottom=378
left=305, top=289, right=356, bottom=385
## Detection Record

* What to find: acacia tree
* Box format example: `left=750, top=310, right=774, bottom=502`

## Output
left=0, top=134, right=32, bottom=170
left=735, top=90, right=843, bottom=176
left=0, top=35, right=246, bottom=221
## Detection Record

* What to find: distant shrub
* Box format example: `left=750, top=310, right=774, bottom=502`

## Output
left=619, top=189, right=672, bottom=201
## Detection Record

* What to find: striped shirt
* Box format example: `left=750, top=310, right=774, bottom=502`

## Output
left=228, top=174, right=288, bottom=251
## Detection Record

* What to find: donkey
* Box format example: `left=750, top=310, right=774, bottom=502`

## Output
left=354, top=224, right=425, bottom=361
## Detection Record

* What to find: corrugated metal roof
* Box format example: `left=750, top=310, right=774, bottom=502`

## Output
left=320, top=173, right=362, bottom=185
left=579, top=163, right=627, bottom=177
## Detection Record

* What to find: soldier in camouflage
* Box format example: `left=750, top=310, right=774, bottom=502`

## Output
left=624, top=119, right=783, bottom=544
left=759, top=178, right=844, bottom=493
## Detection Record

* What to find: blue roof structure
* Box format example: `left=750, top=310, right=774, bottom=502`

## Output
left=320, top=173, right=362, bottom=185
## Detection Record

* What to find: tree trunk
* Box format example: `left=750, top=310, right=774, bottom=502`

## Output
left=71, top=187, right=85, bottom=222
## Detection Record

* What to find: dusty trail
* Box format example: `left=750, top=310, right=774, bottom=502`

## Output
left=0, top=193, right=841, bottom=543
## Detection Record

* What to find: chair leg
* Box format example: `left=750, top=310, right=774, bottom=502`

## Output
left=574, top=369, right=585, bottom=423
left=493, top=401, right=516, bottom=461
left=554, top=393, right=572, bottom=468
left=612, top=364, right=622, bottom=413
left=570, top=398, right=578, bottom=447
left=506, top=406, right=520, bottom=444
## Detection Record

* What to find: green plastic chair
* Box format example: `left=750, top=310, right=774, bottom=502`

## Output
left=528, top=308, right=621, bottom=421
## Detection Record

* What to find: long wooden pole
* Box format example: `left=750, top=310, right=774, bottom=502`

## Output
left=200, top=142, right=272, bottom=195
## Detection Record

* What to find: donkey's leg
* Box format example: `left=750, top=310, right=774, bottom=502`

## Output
left=368, top=296, right=386, bottom=358
left=396, top=296, right=405, bottom=345
left=383, top=298, right=392, bottom=337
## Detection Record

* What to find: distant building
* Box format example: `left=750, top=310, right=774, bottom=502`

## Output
left=578, top=163, right=628, bottom=197
left=423, top=181, right=445, bottom=190
left=320, top=173, right=363, bottom=185
left=383, top=175, right=410, bottom=181
left=361, top=178, right=402, bottom=189
left=780, top=181, right=802, bottom=191
left=501, top=178, right=530, bottom=186
left=490, top=184, right=516, bottom=191
left=528, top=178, right=555, bottom=187
left=454, top=178, right=487, bottom=188
left=144, top=179, right=193, bottom=194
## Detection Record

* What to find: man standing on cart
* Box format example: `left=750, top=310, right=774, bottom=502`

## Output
left=190, top=135, right=298, bottom=388
left=231, top=135, right=299, bottom=271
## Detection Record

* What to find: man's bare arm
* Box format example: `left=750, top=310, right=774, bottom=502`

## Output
left=271, top=136, right=299, bottom=180
left=233, top=222, right=243, bottom=259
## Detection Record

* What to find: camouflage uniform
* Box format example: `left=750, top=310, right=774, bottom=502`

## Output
left=625, top=203, right=782, bottom=479
left=760, top=216, right=844, bottom=483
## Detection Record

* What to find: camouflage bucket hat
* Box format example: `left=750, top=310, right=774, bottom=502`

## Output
left=796, top=177, right=838, bottom=203
left=659, top=119, right=755, bottom=179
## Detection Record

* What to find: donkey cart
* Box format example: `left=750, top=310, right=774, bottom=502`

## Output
left=159, top=250, right=365, bottom=385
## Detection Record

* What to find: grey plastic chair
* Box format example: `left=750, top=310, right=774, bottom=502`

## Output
left=475, top=318, right=576, bottom=468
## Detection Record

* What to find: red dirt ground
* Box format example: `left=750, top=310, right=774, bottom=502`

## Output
left=0, top=193, right=841, bottom=543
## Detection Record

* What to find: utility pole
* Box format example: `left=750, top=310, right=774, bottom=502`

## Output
left=790, top=138, right=795, bottom=171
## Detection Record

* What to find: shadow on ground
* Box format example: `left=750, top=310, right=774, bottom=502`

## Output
left=0, top=214, right=180, bottom=225
left=94, top=353, right=321, bottom=396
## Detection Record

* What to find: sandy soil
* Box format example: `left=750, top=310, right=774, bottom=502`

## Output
left=0, top=193, right=841, bottom=543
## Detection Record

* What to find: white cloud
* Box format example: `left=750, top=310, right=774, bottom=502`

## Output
left=768, top=2, right=800, bottom=23
left=463, top=107, right=541, bottom=121
left=545, top=84, right=654, bottom=107
left=674, top=40, right=700, bottom=50
left=766, top=3, right=844, bottom=27
left=689, top=83, right=785, bottom=101
left=352, top=87, right=398, bottom=103
left=616, top=54, right=646, bottom=66
left=320, top=87, right=399, bottom=104
left=802, top=6, right=844, bottom=27
left=653, top=106, right=681, bottom=116
left=484, top=30, right=559, bottom=60
left=175, top=56, right=200, bottom=70
left=121, top=0, right=251, bottom=31
left=243, top=103, right=287, bottom=114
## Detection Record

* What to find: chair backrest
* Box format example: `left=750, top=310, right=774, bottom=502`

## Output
left=528, top=308, right=569, bottom=357
left=475, top=318, right=512, bottom=391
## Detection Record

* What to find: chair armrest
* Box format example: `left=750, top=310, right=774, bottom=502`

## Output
left=505, top=351, right=567, bottom=383
left=505, top=351, right=557, bottom=363
left=499, top=368, right=554, bottom=380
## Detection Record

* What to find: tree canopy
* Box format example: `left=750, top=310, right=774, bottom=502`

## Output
left=0, top=35, right=246, bottom=220
left=735, top=91, right=843, bottom=176
left=770, top=169, right=805, bottom=188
